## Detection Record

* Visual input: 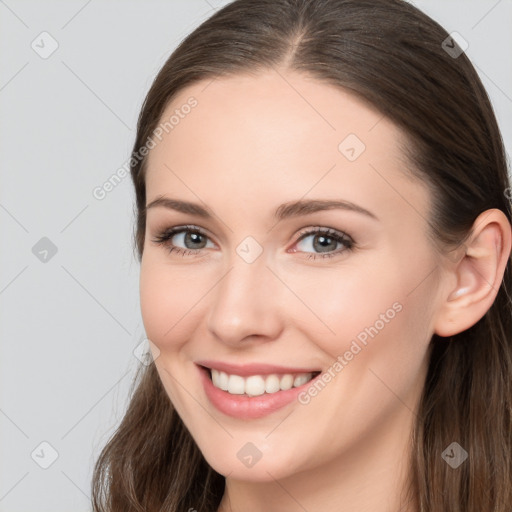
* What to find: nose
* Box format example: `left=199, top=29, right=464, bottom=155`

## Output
left=206, top=253, right=285, bottom=347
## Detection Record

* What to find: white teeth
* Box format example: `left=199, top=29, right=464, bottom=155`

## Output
left=218, top=371, right=229, bottom=391
left=265, top=374, right=281, bottom=393
left=293, top=374, right=310, bottom=387
left=245, top=375, right=266, bottom=396
left=210, top=369, right=316, bottom=395
left=280, top=374, right=294, bottom=390
left=227, top=374, right=245, bottom=395
left=211, top=369, right=221, bottom=388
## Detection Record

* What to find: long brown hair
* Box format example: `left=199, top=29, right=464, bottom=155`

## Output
left=92, top=1, right=512, bottom=510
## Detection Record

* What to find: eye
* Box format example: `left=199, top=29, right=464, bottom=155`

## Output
left=291, top=227, right=354, bottom=259
left=151, top=225, right=215, bottom=257
left=151, top=224, right=355, bottom=260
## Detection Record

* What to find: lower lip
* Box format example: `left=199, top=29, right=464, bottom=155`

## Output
left=197, top=365, right=319, bottom=420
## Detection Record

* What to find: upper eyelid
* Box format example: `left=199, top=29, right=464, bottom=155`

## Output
left=155, top=224, right=352, bottom=248
left=164, top=224, right=215, bottom=243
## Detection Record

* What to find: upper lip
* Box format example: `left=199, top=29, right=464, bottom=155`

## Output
left=196, top=360, right=321, bottom=377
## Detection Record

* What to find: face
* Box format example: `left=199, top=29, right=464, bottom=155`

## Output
left=140, top=69, right=445, bottom=482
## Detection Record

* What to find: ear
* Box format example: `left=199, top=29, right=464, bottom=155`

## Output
left=434, top=208, right=512, bottom=337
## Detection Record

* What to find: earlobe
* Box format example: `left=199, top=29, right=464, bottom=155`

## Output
left=434, top=208, right=512, bottom=338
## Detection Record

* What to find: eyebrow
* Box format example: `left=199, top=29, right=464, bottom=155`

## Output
left=145, top=196, right=378, bottom=221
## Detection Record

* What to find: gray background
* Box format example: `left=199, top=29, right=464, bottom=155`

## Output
left=1, top=1, right=511, bottom=510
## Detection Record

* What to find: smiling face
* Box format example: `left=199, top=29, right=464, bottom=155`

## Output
left=139, top=68, right=448, bottom=483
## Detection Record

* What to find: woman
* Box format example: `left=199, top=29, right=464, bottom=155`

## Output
left=92, top=0, right=512, bottom=510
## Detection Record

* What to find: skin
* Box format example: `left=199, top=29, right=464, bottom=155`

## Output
left=139, top=68, right=511, bottom=511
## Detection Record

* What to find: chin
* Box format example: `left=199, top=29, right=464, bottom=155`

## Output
left=197, top=439, right=306, bottom=482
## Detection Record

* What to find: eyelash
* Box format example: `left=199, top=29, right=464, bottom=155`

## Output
left=151, top=224, right=355, bottom=260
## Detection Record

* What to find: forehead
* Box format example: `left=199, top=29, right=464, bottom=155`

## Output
left=151, top=69, right=401, bottom=160
left=144, top=69, right=428, bottom=224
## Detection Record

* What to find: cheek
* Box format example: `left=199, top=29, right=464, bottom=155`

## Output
left=295, top=263, right=402, bottom=341
left=307, top=254, right=435, bottom=376
left=139, top=256, right=203, bottom=350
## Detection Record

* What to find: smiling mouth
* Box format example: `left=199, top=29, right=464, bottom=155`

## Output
left=202, top=366, right=321, bottom=397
